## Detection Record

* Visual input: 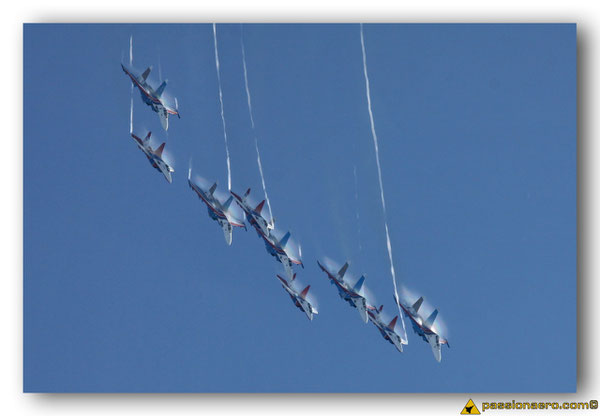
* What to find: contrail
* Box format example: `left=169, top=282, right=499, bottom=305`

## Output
left=240, top=26, right=274, bottom=222
left=129, top=35, right=133, bottom=134
left=212, top=23, right=232, bottom=191
left=359, top=24, right=407, bottom=339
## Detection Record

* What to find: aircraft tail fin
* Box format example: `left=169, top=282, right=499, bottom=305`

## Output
left=388, top=316, right=398, bottom=331
left=223, top=195, right=234, bottom=210
left=154, top=142, right=166, bottom=158
left=156, top=79, right=168, bottom=98
left=338, top=262, right=349, bottom=279
left=244, top=188, right=251, bottom=199
left=412, top=297, right=424, bottom=313
left=379, top=305, right=384, bottom=313
left=208, top=182, right=217, bottom=196
left=424, top=309, right=439, bottom=328
left=291, top=273, right=296, bottom=281
left=279, top=231, right=291, bottom=249
left=300, top=285, right=310, bottom=299
left=140, top=66, right=152, bottom=82
left=353, top=275, right=366, bottom=293
left=255, top=200, right=265, bottom=215
left=143, top=131, right=152, bottom=143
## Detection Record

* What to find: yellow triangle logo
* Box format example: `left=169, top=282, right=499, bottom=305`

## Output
left=460, top=399, right=481, bottom=415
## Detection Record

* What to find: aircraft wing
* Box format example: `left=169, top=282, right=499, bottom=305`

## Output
left=221, top=220, right=233, bottom=246
left=300, top=298, right=317, bottom=321
left=276, top=274, right=294, bottom=294
left=390, top=333, right=404, bottom=353
left=225, top=211, right=246, bottom=229
left=156, top=161, right=173, bottom=183
left=158, top=106, right=169, bottom=130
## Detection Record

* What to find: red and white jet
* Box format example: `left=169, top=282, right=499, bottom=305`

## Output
left=122, top=63, right=180, bottom=130
left=276, top=274, right=318, bottom=321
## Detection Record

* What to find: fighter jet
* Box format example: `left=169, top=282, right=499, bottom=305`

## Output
left=187, top=169, right=246, bottom=245
left=394, top=294, right=449, bottom=362
left=276, top=274, right=318, bottom=321
left=130, top=131, right=174, bottom=183
left=366, top=304, right=406, bottom=353
left=230, top=188, right=274, bottom=238
left=317, top=260, right=369, bottom=323
left=121, top=64, right=180, bottom=130
left=264, top=231, right=304, bottom=280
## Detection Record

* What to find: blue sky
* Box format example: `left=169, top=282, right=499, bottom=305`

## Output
left=24, top=23, right=576, bottom=392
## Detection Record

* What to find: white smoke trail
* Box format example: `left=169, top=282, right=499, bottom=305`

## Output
left=129, top=36, right=133, bottom=134
left=359, top=24, right=407, bottom=340
left=240, top=27, right=274, bottom=222
left=353, top=164, right=363, bottom=254
left=158, top=47, right=162, bottom=81
left=212, top=23, right=232, bottom=191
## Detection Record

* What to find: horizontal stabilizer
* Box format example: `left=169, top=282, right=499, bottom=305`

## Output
left=144, top=132, right=152, bottom=143
left=156, top=79, right=168, bottom=98
left=279, top=231, right=291, bottom=249
left=356, top=297, right=368, bottom=323
left=424, top=309, right=439, bottom=328
left=244, top=188, right=251, bottom=198
left=221, top=221, right=233, bottom=246
left=255, top=200, right=265, bottom=215
left=140, top=66, right=152, bottom=82
left=281, top=254, right=294, bottom=280
left=388, top=316, right=398, bottom=331
left=427, top=334, right=442, bottom=362
left=338, top=262, right=349, bottom=279
left=412, top=297, right=424, bottom=313
left=158, top=106, right=169, bottom=130
left=154, top=142, right=166, bottom=158
left=353, top=275, right=365, bottom=293
left=209, top=183, right=217, bottom=196
left=300, top=285, right=310, bottom=299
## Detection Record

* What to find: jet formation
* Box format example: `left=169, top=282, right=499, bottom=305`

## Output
left=121, top=50, right=448, bottom=362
